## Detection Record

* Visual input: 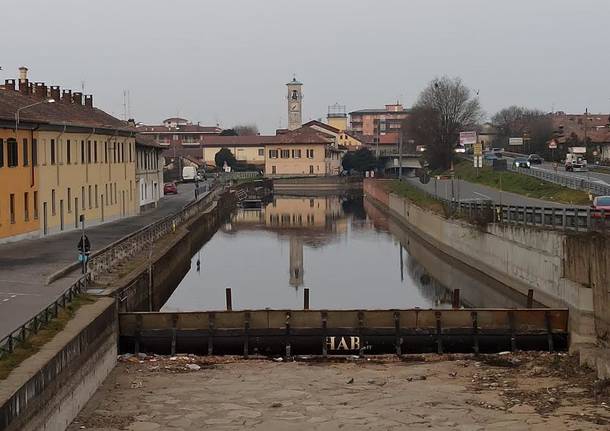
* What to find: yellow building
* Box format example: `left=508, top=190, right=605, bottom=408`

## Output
left=0, top=128, right=40, bottom=242
left=264, top=127, right=342, bottom=176
left=200, top=135, right=269, bottom=167
left=0, top=69, right=137, bottom=240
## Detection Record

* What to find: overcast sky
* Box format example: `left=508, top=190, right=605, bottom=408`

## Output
left=1, top=0, right=609, bottom=133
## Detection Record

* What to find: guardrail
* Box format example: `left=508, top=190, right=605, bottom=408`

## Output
left=507, top=164, right=610, bottom=196
left=0, top=274, right=90, bottom=359
left=88, top=186, right=224, bottom=281
left=479, top=152, right=610, bottom=196
left=405, top=179, right=608, bottom=231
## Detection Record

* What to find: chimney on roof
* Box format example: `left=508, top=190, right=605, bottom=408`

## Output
left=127, top=118, right=136, bottom=127
left=62, top=89, right=72, bottom=103
left=84, top=94, right=93, bottom=108
left=50, top=85, right=61, bottom=101
left=34, top=82, right=48, bottom=99
left=72, top=92, right=83, bottom=105
left=4, top=79, right=16, bottom=91
left=18, top=67, right=30, bottom=95
left=18, top=67, right=28, bottom=81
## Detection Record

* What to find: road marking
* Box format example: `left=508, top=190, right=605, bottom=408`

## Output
left=473, top=192, right=491, bottom=199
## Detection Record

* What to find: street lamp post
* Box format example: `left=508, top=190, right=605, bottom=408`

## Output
left=15, top=98, right=56, bottom=132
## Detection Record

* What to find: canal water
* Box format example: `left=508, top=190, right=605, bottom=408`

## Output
left=162, top=193, right=526, bottom=312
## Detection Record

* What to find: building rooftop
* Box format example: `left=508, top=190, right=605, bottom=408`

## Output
left=0, top=86, right=130, bottom=131
left=349, top=108, right=410, bottom=115
left=138, top=124, right=222, bottom=134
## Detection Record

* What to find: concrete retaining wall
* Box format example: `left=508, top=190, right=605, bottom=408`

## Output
left=363, top=180, right=599, bottom=351
left=0, top=298, right=117, bottom=431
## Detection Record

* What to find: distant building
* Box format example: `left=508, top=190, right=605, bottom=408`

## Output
left=263, top=127, right=341, bottom=176
left=327, top=103, right=348, bottom=132
left=137, top=118, right=222, bottom=154
left=200, top=135, right=270, bottom=167
left=349, top=103, right=410, bottom=145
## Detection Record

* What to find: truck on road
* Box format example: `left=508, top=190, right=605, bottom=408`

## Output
left=565, top=147, right=587, bottom=172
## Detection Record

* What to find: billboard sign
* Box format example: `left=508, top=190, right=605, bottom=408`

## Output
left=509, top=137, right=524, bottom=146
left=459, top=131, right=477, bottom=146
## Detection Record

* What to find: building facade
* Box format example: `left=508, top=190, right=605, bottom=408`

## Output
left=136, top=135, right=164, bottom=211
left=264, top=127, right=341, bottom=176
left=349, top=103, right=409, bottom=145
left=0, top=68, right=137, bottom=242
left=0, top=128, right=40, bottom=241
left=137, top=118, right=222, bottom=154
left=200, top=135, right=270, bottom=167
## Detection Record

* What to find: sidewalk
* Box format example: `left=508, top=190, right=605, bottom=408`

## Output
left=0, top=183, right=198, bottom=338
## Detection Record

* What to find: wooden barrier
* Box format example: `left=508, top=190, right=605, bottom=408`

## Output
left=119, top=308, right=568, bottom=356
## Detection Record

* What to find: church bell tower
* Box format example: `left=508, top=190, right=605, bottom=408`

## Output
left=287, top=76, right=303, bottom=131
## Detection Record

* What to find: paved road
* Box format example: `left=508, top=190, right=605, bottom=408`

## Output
left=0, top=182, right=200, bottom=338
left=405, top=177, right=584, bottom=208
left=503, top=151, right=610, bottom=190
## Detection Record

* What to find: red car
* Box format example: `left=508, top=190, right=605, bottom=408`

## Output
left=591, top=196, right=610, bottom=218
left=164, top=182, right=178, bottom=195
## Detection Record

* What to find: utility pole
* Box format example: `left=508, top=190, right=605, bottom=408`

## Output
left=398, top=131, right=403, bottom=179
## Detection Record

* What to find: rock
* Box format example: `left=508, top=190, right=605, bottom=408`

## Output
left=271, top=402, right=282, bottom=408
left=137, top=353, right=147, bottom=359
left=347, top=378, right=354, bottom=384
left=273, top=357, right=283, bottom=362
left=449, top=372, right=457, bottom=377
left=186, top=363, right=201, bottom=371
left=508, top=404, right=536, bottom=414
left=498, top=351, right=511, bottom=355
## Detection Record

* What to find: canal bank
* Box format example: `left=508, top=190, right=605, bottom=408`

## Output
left=363, top=179, right=609, bottom=378
left=0, top=181, right=265, bottom=431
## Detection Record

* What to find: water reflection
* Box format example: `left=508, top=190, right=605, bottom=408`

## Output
left=162, top=193, right=524, bottom=312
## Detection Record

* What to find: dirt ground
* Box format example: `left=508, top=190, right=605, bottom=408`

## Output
left=69, top=352, right=610, bottom=431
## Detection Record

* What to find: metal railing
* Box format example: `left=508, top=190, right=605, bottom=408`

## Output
left=474, top=152, right=610, bottom=196
left=402, top=179, right=608, bottom=231
left=0, top=274, right=90, bottom=359
left=88, top=186, right=224, bottom=280
left=507, top=163, right=610, bottom=196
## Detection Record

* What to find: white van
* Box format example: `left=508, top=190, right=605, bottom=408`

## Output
left=182, top=166, right=197, bottom=182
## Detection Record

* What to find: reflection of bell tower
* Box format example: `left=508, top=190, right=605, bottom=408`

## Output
left=287, top=76, right=303, bottom=131
left=289, top=237, right=304, bottom=288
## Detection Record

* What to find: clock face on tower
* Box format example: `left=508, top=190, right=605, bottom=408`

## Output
left=290, top=102, right=299, bottom=112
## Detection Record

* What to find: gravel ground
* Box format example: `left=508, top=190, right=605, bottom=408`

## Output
left=69, top=352, right=610, bottom=430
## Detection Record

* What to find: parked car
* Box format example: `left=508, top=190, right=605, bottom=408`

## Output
left=164, top=182, right=178, bottom=195
left=513, top=158, right=531, bottom=169
left=591, top=196, right=610, bottom=218
left=483, top=152, right=498, bottom=161
left=527, top=154, right=544, bottom=165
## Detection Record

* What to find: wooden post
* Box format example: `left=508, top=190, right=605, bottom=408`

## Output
left=452, top=289, right=460, bottom=308
left=527, top=289, right=534, bottom=308
left=225, top=288, right=232, bottom=311
left=304, top=288, right=310, bottom=310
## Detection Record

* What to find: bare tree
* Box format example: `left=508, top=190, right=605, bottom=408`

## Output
left=233, top=124, right=259, bottom=136
left=491, top=106, right=553, bottom=155
left=406, top=76, right=482, bottom=170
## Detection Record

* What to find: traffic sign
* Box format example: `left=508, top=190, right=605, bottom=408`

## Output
left=509, top=137, right=524, bottom=146
left=473, top=155, right=483, bottom=168
left=459, top=131, right=477, bottom=146
left=473, top=143, right=483, bottom=156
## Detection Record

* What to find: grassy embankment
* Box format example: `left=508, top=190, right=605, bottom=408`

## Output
left=0, top=295, right=95, bottom=380
left=453, top=160, right=591, bottom=205
left=385, top=180, right=445, bottom=214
